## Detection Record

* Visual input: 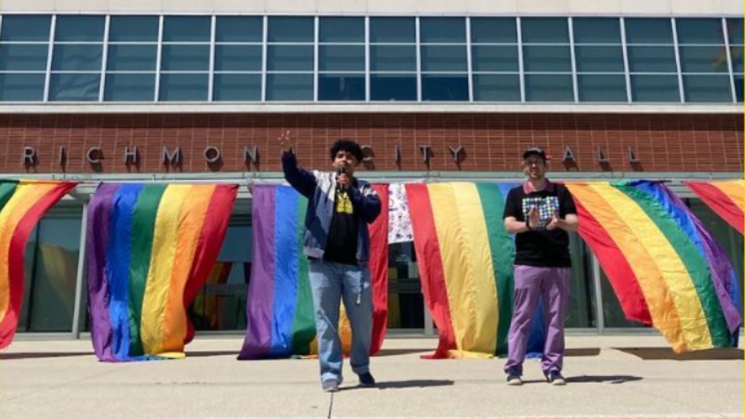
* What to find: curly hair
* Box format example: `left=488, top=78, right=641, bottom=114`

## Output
left=329, top=139, right=363, bottom=162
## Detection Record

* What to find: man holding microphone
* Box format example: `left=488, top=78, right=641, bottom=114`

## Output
left=280, top=133, right=382, bottom=393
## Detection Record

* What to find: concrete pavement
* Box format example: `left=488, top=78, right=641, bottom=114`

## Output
left=0, top=334, right=742, bottom=419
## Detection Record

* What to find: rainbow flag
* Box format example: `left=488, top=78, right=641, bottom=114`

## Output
left=87, top=183, right=238, bottom=362
left=238, top=184, right=389, bottom=359
left=0, top=180, right=78, bottom=349
left=685, top=180, right=744, bottom=234
left=566, top=181, right=741, bottom=352
left=406, top=182, right=546, bottom=359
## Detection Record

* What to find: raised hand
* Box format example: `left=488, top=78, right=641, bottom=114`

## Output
left=278, top=130, right=293, bottom=153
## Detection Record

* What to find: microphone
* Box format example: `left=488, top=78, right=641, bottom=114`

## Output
left=336, top=167, right=347, bottom=191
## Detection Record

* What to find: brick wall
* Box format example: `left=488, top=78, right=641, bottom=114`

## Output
left=0, top=113, right=742, bottom=174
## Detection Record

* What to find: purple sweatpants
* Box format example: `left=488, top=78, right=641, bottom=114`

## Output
left=504, top=265, right=571, bottom=376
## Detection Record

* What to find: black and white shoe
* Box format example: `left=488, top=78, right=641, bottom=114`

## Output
left=506, top=374, right=523, bottom=386
left=545, top=371, right=567, bottom=386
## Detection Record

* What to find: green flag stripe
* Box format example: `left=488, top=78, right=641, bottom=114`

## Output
left=615, top=182, right=729, bottom=347
left=128, top=184, right=168, bottom=356
left=290, top=195, right=316, bottom=355
left=476, top=183, right=515, bottom=357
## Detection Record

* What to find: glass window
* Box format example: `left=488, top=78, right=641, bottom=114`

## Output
left=599, top=269, right=647, bottom=328
left=421, top=75, right=468, bottom=101
left=160, top=45, right=210, bottom=71
left=318, top=74, right=365, bottom=101
left=523, top=45, right=571, bottom=72
left=370, top=18, right=415, bottom=43
left=104, top=73, right=155, bottom=101
left=216, top=17, right=263, bottom=43
left=188, top=261, right=250, bottom=332
left=732, top=46, right=743, bottom=74
left=0, top=15, right=51, bottom=41
left=159, top=73, right=209, bottom=101
left=630, top=75, right=680, bottom=102
left=573, top=18, right=621, bottom=44
left=578, top=75, right=627, bottom=102
left=0, top=44, right=49, bottom=71
left=55, top=16, right=105, bottom=42
left=387, top=243, right=425, bottom=330
left=472, top=74, right=520, bottom=101
left=370, top=45, right=416, bottom=72
left=727, top=18, right=743, bottom=45
left=267, top=45, right=314, bottom=71
left=189, top=223, right=251, bottom=332
left=575, top=46, right=624, bottom=72
left=470, top=18, right=517, bottom=44
left=683, top=75, right=733, bottom=102
left=525, top=74, right=574, bottom=101
left=0, top=74, right=45, bottom=101
left=213, top=74, right=261, bottom=101
left=676, top=18, right=724, bottom=45
left=268, top=17, right=314, bottom=43
left=214, top=45, right=262, bottom=72
left=566, top=236, right=595, bottom=328
left=22, top=215, right=82, bottom=333
left=319, top=17, right=364, bottom=43
left=736, top=75, right=743, bottom=102
left=420, top=18, right=466, bottom=43
left=521, top=18, right=569, bottom=44
left=319, top=45, right=365, bottom=72
left=421, top=45, right=467, bottom=72
left=471, top=45, right=519, bottom=72
left=163, top=16, right=211, bottom=43
left=109, top=16, right=159, bottom=42
left=625, top=18, right=673, bottom=44
left=49, top=73, right=101, bottom=101
left=52, top=44, right=102, bottom=71
left=470, top=18, right=520, bottom=103
left=370, top=74, right=417, bottom=101
left=106, top=45, right=157, bottom=72
left=627, top=46, right=677, bottom=73
left=266, top=73, right=314, bottom=101
left=678, top=46, right=730, bottom=73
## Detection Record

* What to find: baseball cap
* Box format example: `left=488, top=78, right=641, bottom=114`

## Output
left=523, top=147, right=547, bottom=161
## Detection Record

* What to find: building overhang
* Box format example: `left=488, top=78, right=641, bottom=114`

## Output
left=0, top=103, right=742, bottom=115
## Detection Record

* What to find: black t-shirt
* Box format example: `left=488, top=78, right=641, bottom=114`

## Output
left=323, top=188, right=359, bottom=265
left=503, top=182, right=577, bottom=267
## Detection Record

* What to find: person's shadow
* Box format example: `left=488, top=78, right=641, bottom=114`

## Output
left=567, top=375, right=643, bottom=384
left=344, top=380, right=455, bottom=390
left=521, top=375, right=642, bottom=385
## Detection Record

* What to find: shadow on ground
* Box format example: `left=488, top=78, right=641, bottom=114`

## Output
left=616, top=347, right=743, bottom=361
left=565, top=348, right=601, bottom=357
left=186, top=351, right=240, bottom=358
left=0, top=351, right=93, bottom=360
left=521, top=375, right=643, bottom=385
left=567, top=375, right=643, bottom=384
left=342, top=380, right=455, bottom=390
left=375, top=348, right=434, bottom=357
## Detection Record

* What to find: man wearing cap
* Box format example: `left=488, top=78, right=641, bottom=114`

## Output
left=502, top=147, right=579, bottom=386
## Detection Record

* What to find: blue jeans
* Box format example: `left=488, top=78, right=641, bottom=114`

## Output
left=309, top=259, right=373, bottom=384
